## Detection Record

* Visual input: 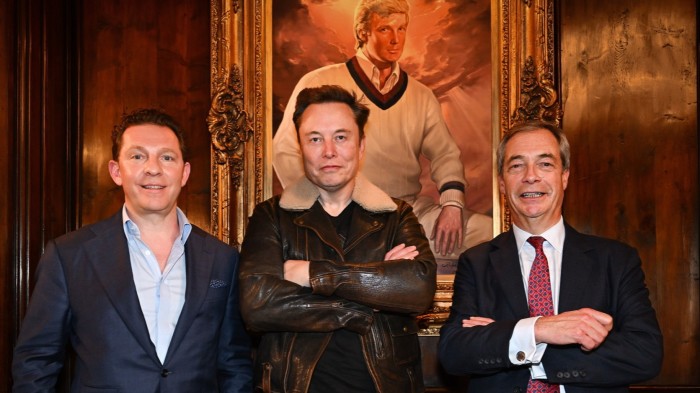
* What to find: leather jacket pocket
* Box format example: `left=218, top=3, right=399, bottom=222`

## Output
left=387, top=316, right=420, bottom=366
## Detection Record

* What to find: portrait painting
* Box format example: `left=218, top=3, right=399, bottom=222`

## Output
left=271, top=0, right=492, bottom=275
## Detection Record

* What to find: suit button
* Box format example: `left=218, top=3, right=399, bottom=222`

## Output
left=563, top=372, right=570, bottom=378
left=556, top=372, right=563, bottom=378
left=572, top=371, right=579, bottom=377
left=161, top=369, right=171, bottom=377
left=516, top=351, right=526, bottom=362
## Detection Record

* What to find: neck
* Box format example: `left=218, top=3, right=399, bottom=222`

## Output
left=317, top=183, right=354, bottom=217
left=125, top=205, right=180, bottom=238
left=362, top=48, right=394, bottom=87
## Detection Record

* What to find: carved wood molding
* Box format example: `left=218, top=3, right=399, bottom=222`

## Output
left=209, top=0, right=271, bottom=246
left=494, top=0, right=562, bottom=232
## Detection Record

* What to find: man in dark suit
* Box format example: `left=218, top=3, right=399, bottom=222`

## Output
left=438, top=121, right=663, bottom=392
left=12, top=109, right=253, bottom=392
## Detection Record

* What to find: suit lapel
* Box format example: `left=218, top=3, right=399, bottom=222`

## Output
left=164, top=229, right=215, bottom=362
left=490, top=232, right=530, bottom=317
left=558, top=225, right=597, bottom=312
left=85, top=213, right=160, bottom=364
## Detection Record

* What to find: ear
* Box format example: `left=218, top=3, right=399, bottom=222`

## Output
left=181, top=162, right=191, bottom=187
left=358, top=28, right=368, bottom=43
left=108, top=160, right=123, bottom=186
left=359, top=137, right=366, bottom=160
left=498, top=175, right=506, bottom=195
left=561, top=168, right=570, bottom=191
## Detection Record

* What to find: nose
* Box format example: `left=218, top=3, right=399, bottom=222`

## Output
left=523, top=164, right=540, bottom=183
left=389, top=31, right=398, bottom=44
left=144, top=157, right=162, bottom=175
left=322, top=141, right=337, bottom=158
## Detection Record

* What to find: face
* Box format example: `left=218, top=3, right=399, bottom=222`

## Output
left=361, top=12, right=407, bottom=68
left=108, top=124, right=191, bottom=219
left=498, top=129, right=569, bottom=234
left=298, top=102, right=365, bottom=196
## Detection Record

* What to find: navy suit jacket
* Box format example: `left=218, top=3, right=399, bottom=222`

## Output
left=439, top=223, right=662, bottom=393
left=12, top=212, right=253, bottom=393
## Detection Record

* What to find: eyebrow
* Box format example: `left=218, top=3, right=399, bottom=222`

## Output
left=507, top=152, right=556, bottom=163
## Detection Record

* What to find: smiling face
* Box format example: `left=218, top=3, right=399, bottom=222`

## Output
left=361, top=12, right=407, bottom=68
left=298, top=102, right=365, bottom=197
left=498, top=128, right=569, bottom=234
left=108, top=124, right=191, bottom=220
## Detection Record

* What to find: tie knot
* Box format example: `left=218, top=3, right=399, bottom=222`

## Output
left=527, top=236, right=546, bottom=251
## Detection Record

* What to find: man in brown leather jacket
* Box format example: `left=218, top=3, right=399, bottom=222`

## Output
left=239, top=85, right=436, bottom=393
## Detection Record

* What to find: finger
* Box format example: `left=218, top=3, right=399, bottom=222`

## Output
left=384, top=244, right=406, bottom=260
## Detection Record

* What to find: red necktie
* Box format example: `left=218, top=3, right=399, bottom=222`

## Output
left=526, top=236, right=559, bottom=393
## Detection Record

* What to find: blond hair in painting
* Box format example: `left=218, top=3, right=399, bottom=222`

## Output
left=353, top=0, right=410, bottom=49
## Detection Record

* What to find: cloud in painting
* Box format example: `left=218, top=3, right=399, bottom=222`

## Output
left=273, top=0, right=351, bottom=127
left=402, top=0, right=490, bottom=97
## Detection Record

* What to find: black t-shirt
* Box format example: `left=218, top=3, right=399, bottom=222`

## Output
left=308, top=202, right=377, bottom=393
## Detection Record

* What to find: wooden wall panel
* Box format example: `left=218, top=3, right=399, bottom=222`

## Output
left=560, top=0, right=698, bottom=385
left=79, top=0, right=211, bottom=229
left=1, top=0, right=17, bottom=387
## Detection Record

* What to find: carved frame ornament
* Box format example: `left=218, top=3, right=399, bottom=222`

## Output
left=208, top=0, right=562, bottom=244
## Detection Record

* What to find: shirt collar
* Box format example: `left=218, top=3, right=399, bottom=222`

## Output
left=513, top=216, right=565, bottom=253
left=121, top=205, right=192, bottom=243
left=355, top=49, right=401, bottom=91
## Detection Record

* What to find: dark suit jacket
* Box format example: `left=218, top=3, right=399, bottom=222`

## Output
left=12, top=212, right=253, bottom=393
left=438, top=223, right=662, bottom=393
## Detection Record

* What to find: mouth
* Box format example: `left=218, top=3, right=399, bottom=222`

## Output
left=142, top=185, right=165, bottom=190
left=521, top=192, right=545, bottom=198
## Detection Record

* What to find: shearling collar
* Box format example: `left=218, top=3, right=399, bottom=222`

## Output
left=279, top=174, right=397, bottom=213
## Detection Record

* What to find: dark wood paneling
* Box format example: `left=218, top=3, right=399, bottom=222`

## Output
left=560, top=0, right=698, bottom=385
left=79, top=0, right=211, bottom=229
left=1, top=0, right=17, bottom=388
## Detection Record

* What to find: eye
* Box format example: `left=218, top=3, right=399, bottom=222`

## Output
left=335, top=135, right=347, bottom=142
left=539, top=161, right=556, bottom=170
left=309, top=136, right=322, bottom=143
left=130, top=153, right=145, bottom=160
left=162, top=154, right=175, bottom=162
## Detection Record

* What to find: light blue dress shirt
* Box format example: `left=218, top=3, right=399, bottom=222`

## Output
left=122, top=206, right=191, bottom=363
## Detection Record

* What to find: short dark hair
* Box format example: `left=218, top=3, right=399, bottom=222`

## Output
left=111, top=108, right=187, bottom=160
left=292, top=85, right=370, bottom=140
left=497, top=120, right=570, bottom=176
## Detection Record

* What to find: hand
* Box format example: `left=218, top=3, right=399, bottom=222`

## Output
left=384, top=243, right=419, bottom=261
left=534, top=308, right=613, bottom=351
left=462, top=316, right=495, bottom=328
left=431, top=205, right=463, bottom=256
left=283, top=260, right=311, bottom=287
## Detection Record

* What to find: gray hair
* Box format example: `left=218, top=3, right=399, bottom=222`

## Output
left=496, top=121, right=570, bottom=176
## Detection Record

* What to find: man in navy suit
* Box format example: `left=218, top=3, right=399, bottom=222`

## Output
left=12, top=108, right=253, bottom=392
left=438, top=121, right=663, bottom=392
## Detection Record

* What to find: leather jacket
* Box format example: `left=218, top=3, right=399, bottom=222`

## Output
left=240, top=175, right=436, bottom=393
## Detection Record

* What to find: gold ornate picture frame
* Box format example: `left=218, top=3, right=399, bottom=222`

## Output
left=208, top=0, right=561, bottom=254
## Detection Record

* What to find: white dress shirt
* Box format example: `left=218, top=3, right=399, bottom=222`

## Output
left=122, top=206, right=191, bottom=363
left=355, top=49, right=401, bottom=93
left=508, top=217, right=566, bottom=392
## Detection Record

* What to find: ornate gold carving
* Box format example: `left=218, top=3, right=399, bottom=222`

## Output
left=208, top=66, right=252, bottom=191
left=495, top=0, right=561, bottom=232
left=210, top=0, right=271, bottom=245
left=513, top=56, right=561, bottom=125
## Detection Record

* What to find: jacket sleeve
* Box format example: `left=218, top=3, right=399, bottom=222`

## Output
left=217, top=248, right=254, bottom=393
left=239, top=200, right=375, bottom=335
left=438, top=247, right=519, bottom=376
left=12, top=240, right=70, bottom=393
left=540, top=245, right=663, bottom=387
left=308, top=201, right=437, bottom=316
